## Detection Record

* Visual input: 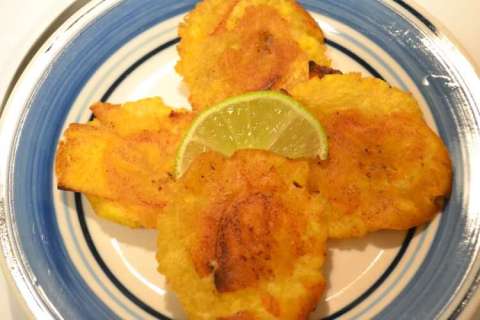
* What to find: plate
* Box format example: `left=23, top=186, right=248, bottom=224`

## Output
left=1, top=0, right=479, bottom=319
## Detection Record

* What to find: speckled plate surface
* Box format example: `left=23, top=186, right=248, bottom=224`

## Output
left=1, top=0, right=479, bottom=319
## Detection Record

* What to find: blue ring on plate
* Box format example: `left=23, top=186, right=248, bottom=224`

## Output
left=7, top=0, right=477, bottom=319
left=73, top=36, right=416, bottom=319
left=392, top=0, right=437, bottom=33
left=302, top=1, right=474, bottom=319
left=74, top=194, right=169, bottom=320
left=12, top=1, right=199, bottom=318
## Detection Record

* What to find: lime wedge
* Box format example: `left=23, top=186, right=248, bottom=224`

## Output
left=175, top=91, right=328, bottom=178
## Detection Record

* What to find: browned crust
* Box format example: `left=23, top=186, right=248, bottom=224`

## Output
left=308, top=61, right=342, bottom=79
left=218, top=311, right=257, bottom=320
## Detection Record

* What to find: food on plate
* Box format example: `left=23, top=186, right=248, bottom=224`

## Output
left=54, top=0, right=454, bottom=317
left=55, top=98, right=193, bottom=227
left=156, top=150, right=329, bottom=320
left=176, top=0, right=330, bottom=110
left=290, top=73, right=452, bottom=238
left=175, top=90, right=328, bottom=178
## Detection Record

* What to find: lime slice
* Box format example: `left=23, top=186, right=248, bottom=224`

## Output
left=175, top=91, right=328, bottom=178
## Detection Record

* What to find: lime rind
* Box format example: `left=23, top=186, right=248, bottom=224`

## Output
left=175, top=91, right=328, bottom=178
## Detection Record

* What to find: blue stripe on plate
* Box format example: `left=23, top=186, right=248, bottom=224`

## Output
left=324, top=39, right=382, bottom=80
left=301, top=1, right=478, bottom=318
left=75, top=194, right=168, bottom=319
left=12, top=1, right=197, bottom=318
left=393, top=0, right=437, bottom=33
left=61, top=191, right=141, bottom=319
left=101, top=38, right=180, bottom=102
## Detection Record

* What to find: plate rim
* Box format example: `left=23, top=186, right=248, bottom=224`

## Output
left=0, top=0, right=121, bottom=318
left=385, top=1, right=480, bottom=318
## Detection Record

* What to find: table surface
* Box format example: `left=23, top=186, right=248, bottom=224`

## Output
left=1, top=0, right=479, bottom=319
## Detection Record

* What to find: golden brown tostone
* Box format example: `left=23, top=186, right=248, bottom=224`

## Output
left=55, top=97, right=193, bottom=228
left=176, top=0, right=330, bottom=110
left=290, top=73, right=452, bottom=238
left=156, top=150, right=329, bottom=319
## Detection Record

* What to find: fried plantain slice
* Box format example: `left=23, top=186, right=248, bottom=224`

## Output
left=290, top=73, right=452, bottom=238
left=157, top=150, right=329, bottom=319
left=55, top=98, right=193, bottom=228
left=176, top=0, right=330, bottom=110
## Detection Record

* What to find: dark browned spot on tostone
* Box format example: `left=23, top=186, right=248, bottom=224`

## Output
left=308, top=61, right=342, bottom=79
